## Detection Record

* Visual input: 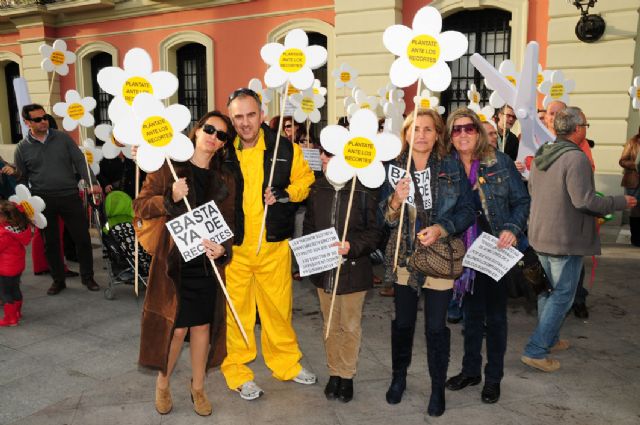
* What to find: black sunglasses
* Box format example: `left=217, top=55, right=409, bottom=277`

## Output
left=227, top=88, right=261, bottom=106
left=202, top=124, right=229, bottom=142
left=28, top=116, right=47, bottom=123
left=319, top=147, right=334, bottom=157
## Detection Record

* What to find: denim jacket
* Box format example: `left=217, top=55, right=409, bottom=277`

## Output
left=380, top=153, right=475, bottom=249
left=477, top=151, right=530, bottom=250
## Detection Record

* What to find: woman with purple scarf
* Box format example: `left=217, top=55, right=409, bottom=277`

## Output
left=444, top=108, right=530, bottom=404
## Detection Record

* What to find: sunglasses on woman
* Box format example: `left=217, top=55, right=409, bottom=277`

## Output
left=202, top=124, right=229, bottom=142
left=319, top=147, right=334, bottom=157
left=451, top=123, right=478, bottom=136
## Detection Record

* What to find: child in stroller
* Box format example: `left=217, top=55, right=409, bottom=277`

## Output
left=101, top=190, right=151, bottom=299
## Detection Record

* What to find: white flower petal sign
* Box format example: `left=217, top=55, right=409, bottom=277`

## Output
left=95, top=124, right=133, bottom=159
left=97, top=48, right=179, bottom=124
left=321, top=109, right=401, bottom=189
left=39, top=39, right=76, bottom=76
left=112, top=93, right=193, bottom=173
left=383, top=6, right=468, bottom=90
left=413, top=89, right=445, bottom=115
left=248, top=78, right=273, bottom=114
left=332, top=63, right=359, bottom=89
left=629, top=76, right=640, bottom=110
left=469, top=103, right=495, bottom=124
left=80, top=138, right=103, bottom=175
left=467, top=83, right=481, bottom=105
left=9, top=184, right=47, bottom=229
left=290, top=88, right=325, bottom=123
left=52, top=90, right=96, bottom=131
left=538, top=70, right=575, bottom=108
left=261, top=28, right=328, bottom=90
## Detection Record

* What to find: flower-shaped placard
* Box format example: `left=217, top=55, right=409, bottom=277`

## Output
left=9, top=184, right=47, bottom=229
left=312, top=79, right=327, bottom=98
left=248, top=78, right=273, bottom=114
left=536, top=64, right=553, bottom=88
left=413, top=89, right=445, bottom=114
left=539, top=70, right=575, bottom=108
left=333, top=63, right=358, bottom=89
left=80, top=138, right=103, bottom=175
left=486, top=60, right=520, bottom=108
left=290, top=88, right=325, bottom=123
left=52, top=90, right=96, bottom=131
left=98, top=48, right=179, bottom=123
left=382, top=97, right=406, bottom=135
left=320, top=109, right=401, bottom=188
left=629, top=76, right=640, bottom=110
left=112, top=93, right=193, bottom=173
left=95, top=123, right=133, bottom=159
left=347, top=88, right=380, bottom=119
left=40, top=39, right=76, bottom=76
left=467, top=83, right=481, bottom=105
left=261, top=29, right=328, bottom=90
left=469, top=103, right=495, bottom=125
left=383, top=6, right=468, bottom=90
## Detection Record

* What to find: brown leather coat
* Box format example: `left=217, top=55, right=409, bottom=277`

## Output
left=133, top=160, right=236, bottom=374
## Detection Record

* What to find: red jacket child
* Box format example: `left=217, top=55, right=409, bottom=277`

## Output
left=0, top=222, right=32, bottom=277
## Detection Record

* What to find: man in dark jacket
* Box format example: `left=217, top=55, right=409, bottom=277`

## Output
left=221, top=89, right=316, bottom=400
left=14, top=104, right=101, bottom=295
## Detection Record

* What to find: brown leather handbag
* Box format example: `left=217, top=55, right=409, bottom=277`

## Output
left=408, top=236, right=466, bottom=279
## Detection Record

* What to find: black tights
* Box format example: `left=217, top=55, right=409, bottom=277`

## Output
left=0, top=275, right=22, bottom=303
left=394, top=284, right=452, bottom=333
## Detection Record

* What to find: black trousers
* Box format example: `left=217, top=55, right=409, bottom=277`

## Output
left=461, top=272, right=508, bottom=384
left=394, top=284, right=451, bottom=334
left=40, top=194, right=94, bottom=283
left=0, top=275, right=22, bottom=303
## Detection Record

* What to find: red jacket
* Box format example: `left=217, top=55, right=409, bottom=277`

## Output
left=0, top=223, right=32, bottom=276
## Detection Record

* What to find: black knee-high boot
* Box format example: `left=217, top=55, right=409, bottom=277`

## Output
left=426, top=327, right=450, bottom=417
left=630, top=217, right=640, bottom=247
left=386, top=319, right=415, bottom=404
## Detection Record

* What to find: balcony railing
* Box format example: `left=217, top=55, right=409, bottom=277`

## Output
left=0, top=0, right=57, bottom=8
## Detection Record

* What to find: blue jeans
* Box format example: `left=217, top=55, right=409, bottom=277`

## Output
left=523, top=254, right=583, bottom=359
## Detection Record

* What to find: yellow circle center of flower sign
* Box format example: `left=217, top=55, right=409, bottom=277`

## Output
left=50, top=51, right=65, bottom=66
left=142, top=116, right=173, bottom=147
left=506, top=76, right=517, bottom=86
left=407, top=35, right=440, bottom=70
left=420, top=98, right=431, bottom=109
left=360, top=103, right=370, bottom=109
left=550, top=83, right=564, bottom=99
left=67, top=103, right=85, bottom=120
left=340, top=72, right=351, bottom=82
left=85, top=151, right=94, bottom=164
left=344, top=137, right=376, bottom=169
left=301, top=97, right=315, bottom=113
left=279, top=48, right=306, bottom=73
left=20, top=201, right=34, bottom=219
left=636, top=88, right=640, bottom=100
left=537, top=73, right=544, bottom=85
left=287, top=85, right=300, bottom=96
left=123, top=76, right=154, bottom=106
left=478, top=113, right=487, bottom=122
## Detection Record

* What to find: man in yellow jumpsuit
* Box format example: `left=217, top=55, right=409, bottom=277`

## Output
left=224, top=89, right=316, bottom=400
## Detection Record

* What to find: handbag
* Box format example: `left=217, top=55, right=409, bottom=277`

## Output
left=408, top=236, right=466, bottom=279
left=518, top=246, right=552, bottom=295
left=134, top=214, right=166, bottom=256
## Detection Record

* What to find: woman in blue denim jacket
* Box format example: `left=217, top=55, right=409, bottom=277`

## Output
left=443, top=108, right=530, bottom=405
left=381, top=109, right=475, bottom=417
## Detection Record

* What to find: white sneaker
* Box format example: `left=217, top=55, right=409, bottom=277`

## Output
left=293, top=367, right=317, bottom=385
left=237, top=380, right=263, bottom=400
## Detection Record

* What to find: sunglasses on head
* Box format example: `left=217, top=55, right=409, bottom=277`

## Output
left=227, top=88, right=261, bottom=106
left=28, top=116, right=47, bottom=123
left=202, top=124, right=229, bottom=142
left=451, top=123, right=478, bottom=136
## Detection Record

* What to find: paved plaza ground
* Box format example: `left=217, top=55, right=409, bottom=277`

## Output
left=0, top=225, right=638, bottom=425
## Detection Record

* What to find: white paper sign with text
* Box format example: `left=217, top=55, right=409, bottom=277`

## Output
left=165, top=200, right=233, bottom=262
left=462, top=232, right=523, bottom=282
left=289, top=228, right=340, bottom=277
left=387, top=165, right=432, bottom=209
left=302, top=148, right=322, bottom=171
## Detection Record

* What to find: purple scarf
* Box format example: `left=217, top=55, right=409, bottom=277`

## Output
left=453, top=159, right=480, bottom=304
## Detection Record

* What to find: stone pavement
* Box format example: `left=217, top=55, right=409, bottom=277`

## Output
left=0, top=225, right=639, bottom=425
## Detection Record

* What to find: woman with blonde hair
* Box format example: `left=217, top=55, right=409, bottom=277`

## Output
left=381, top=108, right=474, bottom=416
left=444, top=108, right=529, bottom=404
left=619, top=128, right=640, bottom=246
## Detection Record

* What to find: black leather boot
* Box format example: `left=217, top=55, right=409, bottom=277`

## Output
left=338, top=378, right=353, bottom=403
left=386, top=319, right=415, bottom=404
left=427, top=327, right=450, bottom=417
left=324, top=376, right=341, bottom=400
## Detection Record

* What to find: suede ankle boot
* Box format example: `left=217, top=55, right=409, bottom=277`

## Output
left=190, top=380, right=212, bottom=416
left=155, top=382, right=172, bottom=415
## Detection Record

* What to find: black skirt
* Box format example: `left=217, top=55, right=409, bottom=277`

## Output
left=175, top=275, right=217, bottom=328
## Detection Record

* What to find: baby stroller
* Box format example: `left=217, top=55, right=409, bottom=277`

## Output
left=101, top=190, right=151, bottom=300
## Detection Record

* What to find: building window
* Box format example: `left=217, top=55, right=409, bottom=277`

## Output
left=90, top=52, right=113, bottom=128
left=5, top=62, right=21, bottom=144
left=440, top=9, right=512, bottom=116
left=177, top=43, right=207, bottom=131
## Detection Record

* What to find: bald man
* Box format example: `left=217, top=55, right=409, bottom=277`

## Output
left=544, top=101, right=567, bottom=135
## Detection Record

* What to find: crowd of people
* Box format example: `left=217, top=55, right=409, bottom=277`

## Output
left=0, top=89, right=637, bottom=419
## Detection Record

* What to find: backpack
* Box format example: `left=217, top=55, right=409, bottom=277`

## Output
left=134, top=215, right=165, bottom=256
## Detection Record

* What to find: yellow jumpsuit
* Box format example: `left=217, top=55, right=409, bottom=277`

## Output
left=222, top=129, right=315, bottom=390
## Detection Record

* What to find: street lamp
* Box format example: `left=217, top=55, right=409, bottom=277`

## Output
left=568, top=0, right=605, bottom=43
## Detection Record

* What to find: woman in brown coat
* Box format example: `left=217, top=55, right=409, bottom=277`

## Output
left=134, top=111, right=241, bottom=416
left=620, top=129, right=640, bottom=246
